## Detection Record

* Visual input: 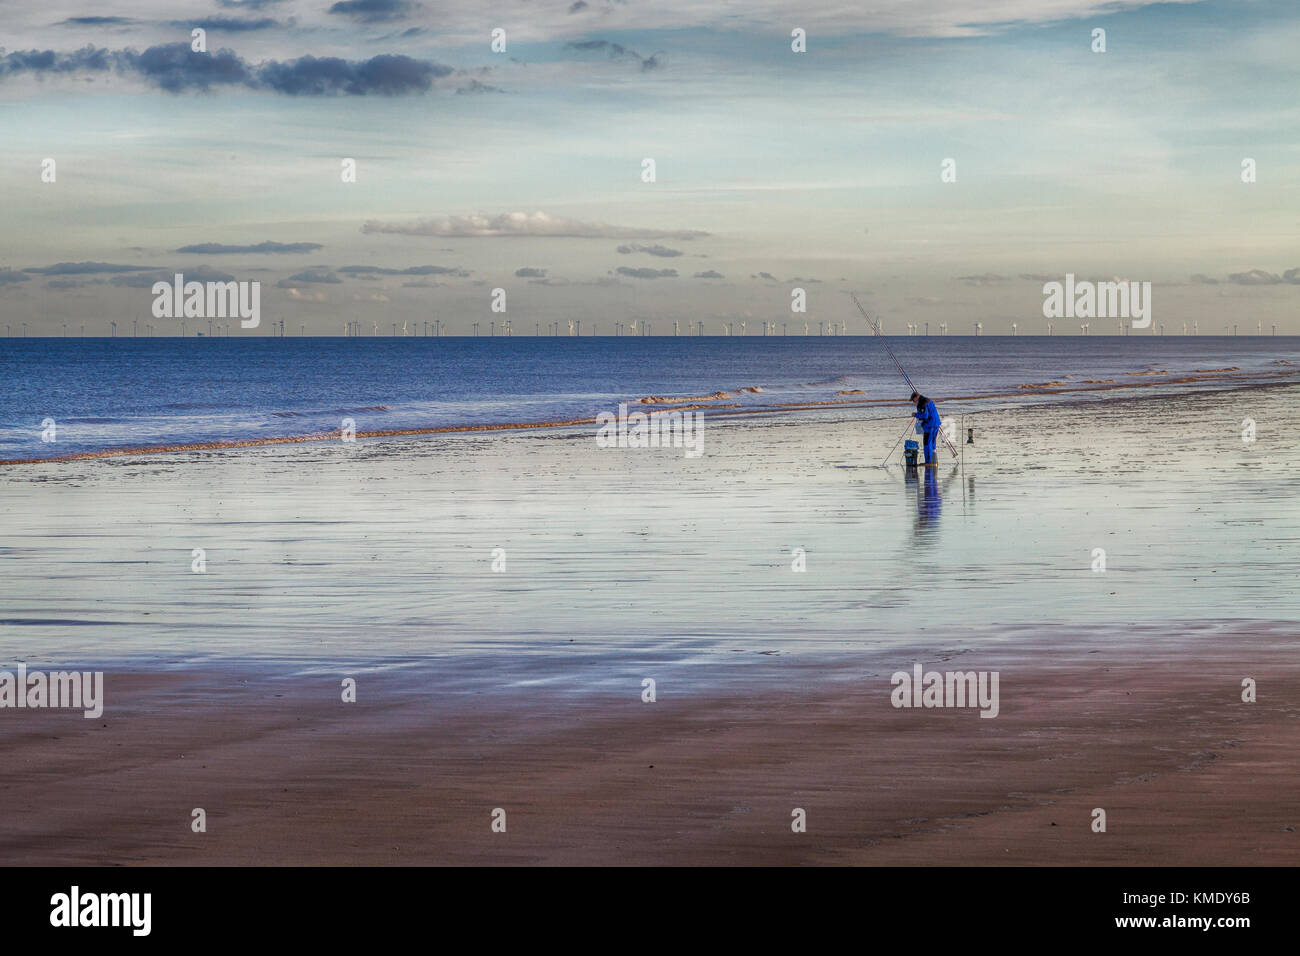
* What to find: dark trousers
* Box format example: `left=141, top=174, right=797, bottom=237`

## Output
left=922, top=429, right=938, bottom=463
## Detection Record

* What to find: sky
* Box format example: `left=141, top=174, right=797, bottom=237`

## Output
left=0, top=0, right=1297, bottom=335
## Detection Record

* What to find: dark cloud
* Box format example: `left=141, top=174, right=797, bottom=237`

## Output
left=1283, top=267, right=1300, bottom=284
left=258, top=53, right=450, bottom=95
left=328, top=0, right=413, bottom=23
left=515, top=267, right=547, bottom=278
left=1228, top=269, right=1281, bottom=285
left=131, top=45, right=253, bottom=91
left=787, top=276, right=822, bottom=284
left=61, top=17, right=134, bottom=26
left=694, top=270, right=724, bottom=279
left=569, top=1, right=589, bottom=11
left=218, top=0, right=288, bottom=7
left=0, top=269, right=31, bottom=285
left=0, top=47, right=116, bottom=75
left=456, top=79, right=504, bottom=94
left=753, top=272, right=779, bottom=281
left=338, top=264, right=467, bottom=276
left=566, top=39, right=666, bottom=72
left=616, top=243, right=682, bottom=258
left=278, top=268, right=340, bottom=286
left=22, top=261, right=154, bottom=275
left=956, top=273, right=1009, bottom=285
left=177, top=241, right=323, bottom=254
left=0, top=44, right=453, bottom=96
left=1189, top=273, right=1220, bottom=284
left=616, top=267, right=677, bottom=279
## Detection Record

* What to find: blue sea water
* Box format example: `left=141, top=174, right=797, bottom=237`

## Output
left=1, top=335, right=1297, bottom=460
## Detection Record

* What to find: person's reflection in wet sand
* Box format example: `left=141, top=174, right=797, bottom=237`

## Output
left=905, top=464, right=956, bottom=538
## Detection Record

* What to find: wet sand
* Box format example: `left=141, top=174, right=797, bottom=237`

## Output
left=1, top=628, right=1296, bottom=865
left=2, top=381, right=1298, bottom=865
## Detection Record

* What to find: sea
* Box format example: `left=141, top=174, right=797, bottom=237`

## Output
left=3, top=335, right=1297, bottom=461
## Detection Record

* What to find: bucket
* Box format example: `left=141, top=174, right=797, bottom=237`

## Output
left=903, top=440, right=919, bottom=467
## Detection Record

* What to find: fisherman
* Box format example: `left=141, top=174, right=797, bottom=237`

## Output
left=910, top=391, right=941, bottom=466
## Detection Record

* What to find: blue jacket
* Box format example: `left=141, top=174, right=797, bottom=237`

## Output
left=914, top=397, right=941, bottom=432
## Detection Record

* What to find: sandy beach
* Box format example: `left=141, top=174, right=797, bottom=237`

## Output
left=1, top=629, right=1296, bottom=866
left=2, top=381, right=1298, bottom=865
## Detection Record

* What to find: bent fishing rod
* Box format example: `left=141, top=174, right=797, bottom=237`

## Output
left=850, top=293, right=959, bottom=459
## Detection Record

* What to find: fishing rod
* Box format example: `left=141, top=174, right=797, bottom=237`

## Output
left=851, top=293, right=959, bottom=459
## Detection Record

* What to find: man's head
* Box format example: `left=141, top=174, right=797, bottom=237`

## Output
left=910, top=391, right=919, bottom=402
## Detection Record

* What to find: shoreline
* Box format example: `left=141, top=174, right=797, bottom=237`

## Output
left=4, top=365, right=1298, bottom=467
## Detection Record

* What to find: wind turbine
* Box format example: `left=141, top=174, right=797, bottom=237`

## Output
left=110, top=321, right=116, bottom=337
left=1011, top=322, right=1017, bottom=336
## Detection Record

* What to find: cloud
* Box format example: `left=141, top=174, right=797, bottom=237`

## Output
left=219, top=0, right=288, bottom=7
left=0, top=269, right=31, bottom=285
left=956, top=273, right=1010, bottom=285
left=176, top=241, right=323, bottom=254
left=456, top=80, right=505, bottom=94
left=694, top=270, right=724, bottom=279
left=22, top=261, right=154, bottom=275
left=515, top=267, right=547, bottom=278
left=568, top=1, right=589, bottom=11
left=328, top=0, right=413, bottom=23
left=0, top=44, right=453, bottom=96
left=1019, top=273, right=1056, bottom=282
left=1283, top=267, right=1300, bottom=284
left=1228, top=269, right=1281, bottom=285
left=338, top=264, right=468, bottom=276
left=362, top=212, right=707, bottom=240
left=60, top=17, right=134, bottom=26
left=278, top=268, right=340, bottom=286
left=1189, top=273, right=1220, bottom=284
left=257, top=53, right=451, bottom=96
left=565, top=40, right=666, bottom=72
left=753, top=272, right=779, bottom=281
left=616, top=267, right=677, bottom=279
left=616, top=243, right=682, bottom=257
